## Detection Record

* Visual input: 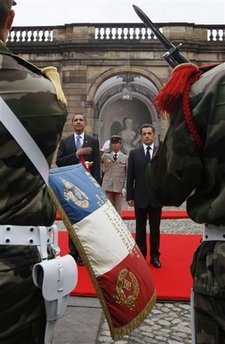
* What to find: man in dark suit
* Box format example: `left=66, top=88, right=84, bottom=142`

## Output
left=126, top=123, right=162, bottom=268
left=56, top=113, right=101, bottom=264
left=56, top=113, right=101, bottom=184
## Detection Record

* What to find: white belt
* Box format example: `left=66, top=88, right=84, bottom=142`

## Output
left=203, top=224, right=225, bottom=241
left=0, top=225, right=58, bottom=259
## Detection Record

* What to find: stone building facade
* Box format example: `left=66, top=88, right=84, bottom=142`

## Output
left=8, top=22, right=225, bottom=158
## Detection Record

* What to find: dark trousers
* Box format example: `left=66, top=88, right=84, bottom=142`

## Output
left=134, top=204, right=162, bottom=259
left=194, top=293, right=225, bottom=344
left=0, top=247, right=46, bottom=343
left=0, top=317, right=46, bottom=344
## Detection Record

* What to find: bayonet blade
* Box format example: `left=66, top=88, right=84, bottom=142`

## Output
left=133, top=4, right=174, bottom=50
left=133, top=4, right=189, bottom=67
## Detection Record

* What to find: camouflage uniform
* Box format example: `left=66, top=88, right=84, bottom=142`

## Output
left=0, top=41, right=67, bottom=342
left=147, top=62, right=225, bottom=343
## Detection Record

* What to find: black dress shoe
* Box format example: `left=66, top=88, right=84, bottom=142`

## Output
left=150, top=257, right=161, bottom=268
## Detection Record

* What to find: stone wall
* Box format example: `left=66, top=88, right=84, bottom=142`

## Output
left=8, top=22, right=225, bottom=159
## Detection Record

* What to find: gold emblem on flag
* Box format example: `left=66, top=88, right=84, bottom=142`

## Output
left=114, top=268, right=140, bottom=310
left=62, top=178, right=89, bottom=208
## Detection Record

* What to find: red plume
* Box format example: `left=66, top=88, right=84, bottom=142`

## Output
left=155, top=63, right=201, bottom=115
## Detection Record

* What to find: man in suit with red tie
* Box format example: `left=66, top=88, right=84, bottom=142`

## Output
left=126, top=123, right=162, bottom=268
left=56, top=113, right=101, bottom=264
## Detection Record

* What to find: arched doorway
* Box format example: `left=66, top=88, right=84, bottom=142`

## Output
left=91, top=70, right=162, bottom=153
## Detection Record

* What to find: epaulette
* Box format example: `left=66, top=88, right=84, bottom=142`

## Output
left=41, top=66, right=67, bottom=105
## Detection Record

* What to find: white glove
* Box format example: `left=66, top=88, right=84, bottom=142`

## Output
left=101, top=140, right=110, bottom=153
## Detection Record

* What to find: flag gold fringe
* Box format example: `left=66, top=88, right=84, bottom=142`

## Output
left=49, top=186, right=157, bottom=340
left=110, top=291, right=156, bottom=340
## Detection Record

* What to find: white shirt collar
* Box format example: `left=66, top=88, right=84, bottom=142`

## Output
left=74, top=132, right=84, bottom=140
left=112, top=151, right=120, bottom=155
left=143, top=143, right=154, bottom=150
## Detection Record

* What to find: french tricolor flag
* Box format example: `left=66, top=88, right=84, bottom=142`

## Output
left=49, top=164, right=156, bottom=340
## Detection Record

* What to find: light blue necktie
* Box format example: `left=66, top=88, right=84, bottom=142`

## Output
left=76, top=135, right=81, bottom=149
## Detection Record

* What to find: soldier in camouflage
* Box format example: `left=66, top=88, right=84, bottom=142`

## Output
left=147, top=61, right=225, bottom=344
left=0, top=1, right=67, bottom=343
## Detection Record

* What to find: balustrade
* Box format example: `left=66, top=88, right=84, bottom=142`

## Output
left=8, top=23, right=225, bottom=44
left=8, top=26, right=54, bottom=43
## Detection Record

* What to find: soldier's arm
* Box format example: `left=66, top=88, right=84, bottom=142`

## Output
left=146, top=121, right=202, bottom=206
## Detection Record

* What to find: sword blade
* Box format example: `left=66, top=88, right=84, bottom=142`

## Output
left=133, top=4, right=174, bottom=50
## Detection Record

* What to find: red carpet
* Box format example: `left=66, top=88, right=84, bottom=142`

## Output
left=58, top=231, right=201, bottom=301
left=56, top=210, right=188, bottom=221
left=121, top=210, right=188, bottom=220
